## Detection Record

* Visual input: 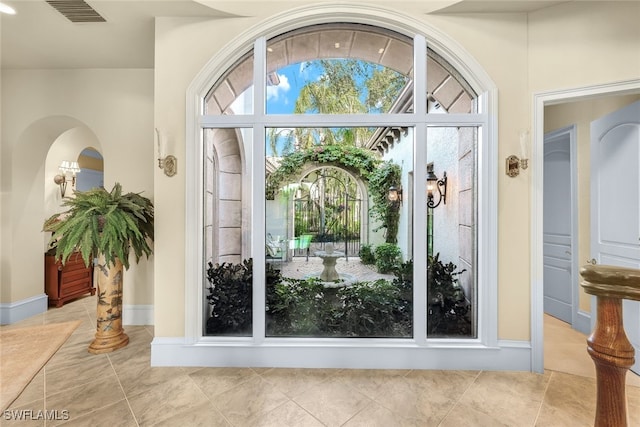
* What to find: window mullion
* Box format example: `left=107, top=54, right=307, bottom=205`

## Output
left=253, top=36, right=267, bottom=343
left=413, top=34, right=428, bottom=345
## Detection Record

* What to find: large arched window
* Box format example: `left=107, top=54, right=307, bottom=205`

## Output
left=185, top=12, right=497, bottom=369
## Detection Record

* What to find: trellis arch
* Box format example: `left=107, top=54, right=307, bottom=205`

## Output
left=293, top=163, right=371, bottom=249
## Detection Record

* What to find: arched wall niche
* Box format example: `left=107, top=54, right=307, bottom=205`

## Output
left=45, top=127, right=102, bottom=217
left=8, top=116, right=102, bottom=302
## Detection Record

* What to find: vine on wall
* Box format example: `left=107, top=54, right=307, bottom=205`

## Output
left=266, top=145, right=401, bottom=245
left=266, top=145, right=380, bottom=198
left=368, top=161, right=401, bottom=243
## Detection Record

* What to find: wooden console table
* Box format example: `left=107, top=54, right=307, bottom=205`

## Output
left=45, top=252, right=96, bottom=307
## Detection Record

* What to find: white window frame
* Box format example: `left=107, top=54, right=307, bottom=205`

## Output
left=175, top=6, right=510, bottom=370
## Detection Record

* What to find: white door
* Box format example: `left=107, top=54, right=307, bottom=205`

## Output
left=591, top=100, right=640, bottom=374
left=544, top=129, right=574, bottom=323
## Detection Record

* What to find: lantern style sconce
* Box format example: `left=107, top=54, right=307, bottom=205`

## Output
left=156, top=128, right=177, bottom=177
left=54, top=160, right=81, bottom=197
left=426, top=163, right=447, bottom=209
left=388, top=185, right=403, bottom=204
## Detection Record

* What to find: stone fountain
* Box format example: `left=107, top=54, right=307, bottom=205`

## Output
left=309, top=243, right=355, bottom=287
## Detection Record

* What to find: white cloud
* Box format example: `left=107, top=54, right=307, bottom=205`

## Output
left=266, top=73, right=290, bottom=101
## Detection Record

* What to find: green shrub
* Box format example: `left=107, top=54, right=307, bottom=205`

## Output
left=266, top=277, right=332, bottom=336
left=206, top=259, right=281, bottom=336
left=358, top=244, right=376, bottom=265
left=374, top=243, right=402, bottom=273
left=335, top=279, right=410, bottom=337
left=427, top=253, right=470, bottom=336
left=392, top=259, right=414, bottom=321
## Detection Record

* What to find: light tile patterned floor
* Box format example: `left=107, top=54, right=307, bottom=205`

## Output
left=3, top=296, right=639, bottom=426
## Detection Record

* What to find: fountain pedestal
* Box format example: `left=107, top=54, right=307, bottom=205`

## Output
left=316, top=252, right=343, bottom=281
left=314, top=243, right=344, bottom=282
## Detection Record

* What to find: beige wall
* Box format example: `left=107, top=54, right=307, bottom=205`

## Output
left=529, top=2, right=640, bottom=93
left=544, top=94, right=640, bottom=312
left=1, top=69, right=154, bottom=305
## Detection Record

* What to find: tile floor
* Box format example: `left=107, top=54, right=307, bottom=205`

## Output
left=3, top=296, right=640, bottom=426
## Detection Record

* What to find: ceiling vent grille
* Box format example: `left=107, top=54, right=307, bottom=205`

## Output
left=45, top=0, right=106, bottom=23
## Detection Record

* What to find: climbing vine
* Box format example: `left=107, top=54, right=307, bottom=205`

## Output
left=266, top=144, right=380, bottom=197
left=368, top=161, right=402, bottom=243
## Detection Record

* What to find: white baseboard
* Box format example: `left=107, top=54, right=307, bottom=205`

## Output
left=574, top=310, right=591, bottom=335
left=151, top=338, right=533, bottom=371
left=123, top=304, right=154, bottom=326
left=0, top=294, right=48, bottom=325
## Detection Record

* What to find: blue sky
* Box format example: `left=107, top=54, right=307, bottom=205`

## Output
left=266, top=62, right=314, bottom=114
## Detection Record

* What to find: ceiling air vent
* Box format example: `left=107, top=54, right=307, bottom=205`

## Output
left=45, top=0, right=106, bottom=23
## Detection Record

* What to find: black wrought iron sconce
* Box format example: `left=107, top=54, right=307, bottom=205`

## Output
left=156, top=128, right=177, bottom=177
left=426, top=163, right=447, bottom=209
left=53, top=160, right=81, bottom=198
left=388, top=185, right=403, bottom=204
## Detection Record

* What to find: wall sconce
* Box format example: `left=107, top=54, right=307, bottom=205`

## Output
left=426, top=163, right=447, bottom=208
left=53, top=160, right=81, bottom=197
left=156, top=128, right=177, bottom=177
left=388, top=185, right=403, bottom=204
left=506, top=130, right=530, bottom=177
left=505, top=155, right=528, bottom=177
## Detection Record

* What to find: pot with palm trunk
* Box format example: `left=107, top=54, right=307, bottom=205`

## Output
left=44, top=183, right=154, bottom=354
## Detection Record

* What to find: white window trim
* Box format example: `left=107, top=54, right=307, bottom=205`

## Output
left=171, top=4, right=509, bottom=370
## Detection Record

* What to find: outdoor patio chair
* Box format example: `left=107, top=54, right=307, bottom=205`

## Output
left=266, top=233, right=285, bottom=263
left=298, top=234, right=312, bottom=261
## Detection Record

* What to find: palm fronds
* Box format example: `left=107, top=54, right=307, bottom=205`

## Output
left=43, top=183, right=154, bottom=269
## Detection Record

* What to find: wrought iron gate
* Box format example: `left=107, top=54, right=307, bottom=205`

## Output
left=293, top=170, right=361, bottom=258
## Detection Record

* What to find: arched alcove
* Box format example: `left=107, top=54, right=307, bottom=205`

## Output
left=8, top=116, right=102, bottom=305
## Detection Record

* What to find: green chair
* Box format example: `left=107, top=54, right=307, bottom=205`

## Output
left=298, top=234, right=313, bottom=261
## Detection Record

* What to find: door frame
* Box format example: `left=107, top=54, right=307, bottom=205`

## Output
left=543, top=124, right=580, bottom=329
left=531, top=78, right=640, bottom=373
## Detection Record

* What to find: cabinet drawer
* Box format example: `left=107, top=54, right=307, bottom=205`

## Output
left=60, top=278, right=93, bottom=297
left=60, top=268, right=91, bottom=283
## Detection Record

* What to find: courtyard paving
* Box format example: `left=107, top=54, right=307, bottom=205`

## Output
left=277, top=256, right=395, bottom=283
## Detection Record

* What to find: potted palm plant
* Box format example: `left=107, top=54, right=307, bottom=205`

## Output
left=43, top=183, right=154, bottom=354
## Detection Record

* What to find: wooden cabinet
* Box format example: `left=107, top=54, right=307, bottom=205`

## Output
left=45, top=253, right=95, bottom=307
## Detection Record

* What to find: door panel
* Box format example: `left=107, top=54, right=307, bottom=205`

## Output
left=544, top=133, right=573, bottom=323
left=591, top=100, right=640, bottom=374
